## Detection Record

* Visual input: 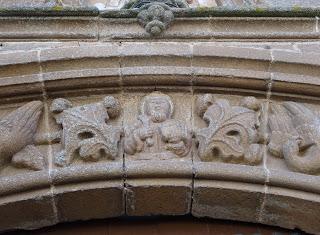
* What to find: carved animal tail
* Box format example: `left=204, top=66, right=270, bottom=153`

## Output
left=283, top=101, right=315, bottom=125
left=3, top=101, right=43, bottom=142
left=283, top=139, right=320, bottom=175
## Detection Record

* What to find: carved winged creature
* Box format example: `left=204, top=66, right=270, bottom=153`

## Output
left=0, top=101, right=43, bottom=168
left=268, top=102, right=320, bottom=175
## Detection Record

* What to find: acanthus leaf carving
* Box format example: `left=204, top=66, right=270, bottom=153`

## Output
left=0, top=101, right=44, bottom=171
left=195, top=94, right=264, bottom=166
left=268, top=101, right=320, bottom=175
left=50, top=96, right=122, bottom=167
left=124, top=91, right=192, bottom=160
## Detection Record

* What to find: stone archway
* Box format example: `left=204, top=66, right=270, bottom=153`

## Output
left=0, top=3, right=319, bottom=235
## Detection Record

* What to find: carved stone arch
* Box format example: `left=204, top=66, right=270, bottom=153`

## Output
left=0, top=9, right=320, bottom=235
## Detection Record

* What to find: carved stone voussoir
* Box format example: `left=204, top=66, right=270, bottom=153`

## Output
left=124, top=92, right=192, bottom=160
left=268, top=101, right=320, bottom=175
left=50, top=96, right=122, bottom=167
left=195, top=94, right=265, bottom=166
left=0, top=101, right=45, bottom=173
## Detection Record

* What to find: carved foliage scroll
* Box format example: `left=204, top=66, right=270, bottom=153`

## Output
left=51, top=96, right=122, bottom=167
left=195, top=94, right=264, bottom=166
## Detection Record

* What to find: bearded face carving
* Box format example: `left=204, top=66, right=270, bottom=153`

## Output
left=124, top=92, right=192, bottom=160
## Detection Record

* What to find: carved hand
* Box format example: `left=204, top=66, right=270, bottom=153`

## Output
left=165, top=140, right=187, bottom=157
left=137, top=127, right=154, bottom=141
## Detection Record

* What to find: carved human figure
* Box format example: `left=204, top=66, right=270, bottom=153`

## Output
left=51, top=96, right=122, bottom=166
left=124, top=92, right=192, bottom=160
left=0, top=101, right=46, bottom=171
left=195, top=94, right=264, bottom=165
left=268, top=101, right=320, bottom=175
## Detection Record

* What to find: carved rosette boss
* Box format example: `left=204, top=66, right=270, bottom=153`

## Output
left=124, top=92, right=192, bottom=160
left=125, top=0, right=189, bottom=36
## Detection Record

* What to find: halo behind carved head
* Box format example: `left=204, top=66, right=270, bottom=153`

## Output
left=140, top=91, right=174, bottom=118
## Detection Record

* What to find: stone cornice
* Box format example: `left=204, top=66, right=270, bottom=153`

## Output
left=0, top=7, right=319, bottom=40
left=1, top=6, right=320, bottom=17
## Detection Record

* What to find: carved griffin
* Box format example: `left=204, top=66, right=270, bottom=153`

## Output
left=268, top=101, right=320, bottom=175
left=195, top=94, right=264, bottom=165
left=0, top=101, right=45, bottom=171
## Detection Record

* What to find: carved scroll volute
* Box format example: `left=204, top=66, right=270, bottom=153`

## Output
left=0, top=101, right=46, bottom=171
left=50, top=96, right=122, bottom=167
left=124, top=91, right=192, bottom=160
left=268, top=101, right=320, bottom=175
left=195, top=94, right=264, bottom=166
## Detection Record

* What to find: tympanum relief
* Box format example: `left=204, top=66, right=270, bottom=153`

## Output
left=268, top=101, right=320, bottom=175
left=195, top=94, right=265, bottom=166
left=50, top=96, right=122, bottom=167
left=0, top=101, right=45, bottom=172
left=124, top=92, right=192, bottom=160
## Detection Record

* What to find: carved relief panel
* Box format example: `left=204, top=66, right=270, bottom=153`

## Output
left=0, top=101, right=46, bottom=176
left=267, top=101, right=320, bottom=175
left=123, top=91, right=192, bottom=161
left=194, top=94, right=266, bottom=166
left=50, top=96, right=122, bottom=167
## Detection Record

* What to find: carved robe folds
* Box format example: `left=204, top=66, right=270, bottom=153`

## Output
left=124, top=92, right=192, bottom=160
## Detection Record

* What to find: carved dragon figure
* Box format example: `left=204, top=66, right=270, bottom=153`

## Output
left=0, top=101, right=45, bottom=171
left=268, top=101, right=320, bottom=175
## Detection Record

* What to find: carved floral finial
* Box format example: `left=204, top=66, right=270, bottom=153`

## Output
left=51, top=96, right=122, bottom=167
left=137, top=4, right=174, bottom=36
left=124, top=0, right=188, bottom=36
left=195, top=94, right=264, bottom=166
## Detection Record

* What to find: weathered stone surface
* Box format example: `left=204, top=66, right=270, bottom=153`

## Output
left=124, top=91, right=192, bottom=160
left=54, top=181, right=124, bottom=222
left=0, top=18, right=98, bottom=40
left=260, top=187, right=320, bottom=234
left=192, top=180, right=265, bottom=223
left=126, top=178, right=192, bottom=216
left=267, top=100, right=320, bottom=175
left=195, top=94, right=265, bottom=166
left=50, top=96, right=122, bottom=167
left=125, top=160, right=192, bottom=216
left=0, top=101, right=45, bottom=177
left=0, top=33, right=320, bottom=235
left=0, top=190, right=57, bottom=231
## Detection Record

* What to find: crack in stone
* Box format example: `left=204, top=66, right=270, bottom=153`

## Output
left=37, top=48, right=59, bottom=225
